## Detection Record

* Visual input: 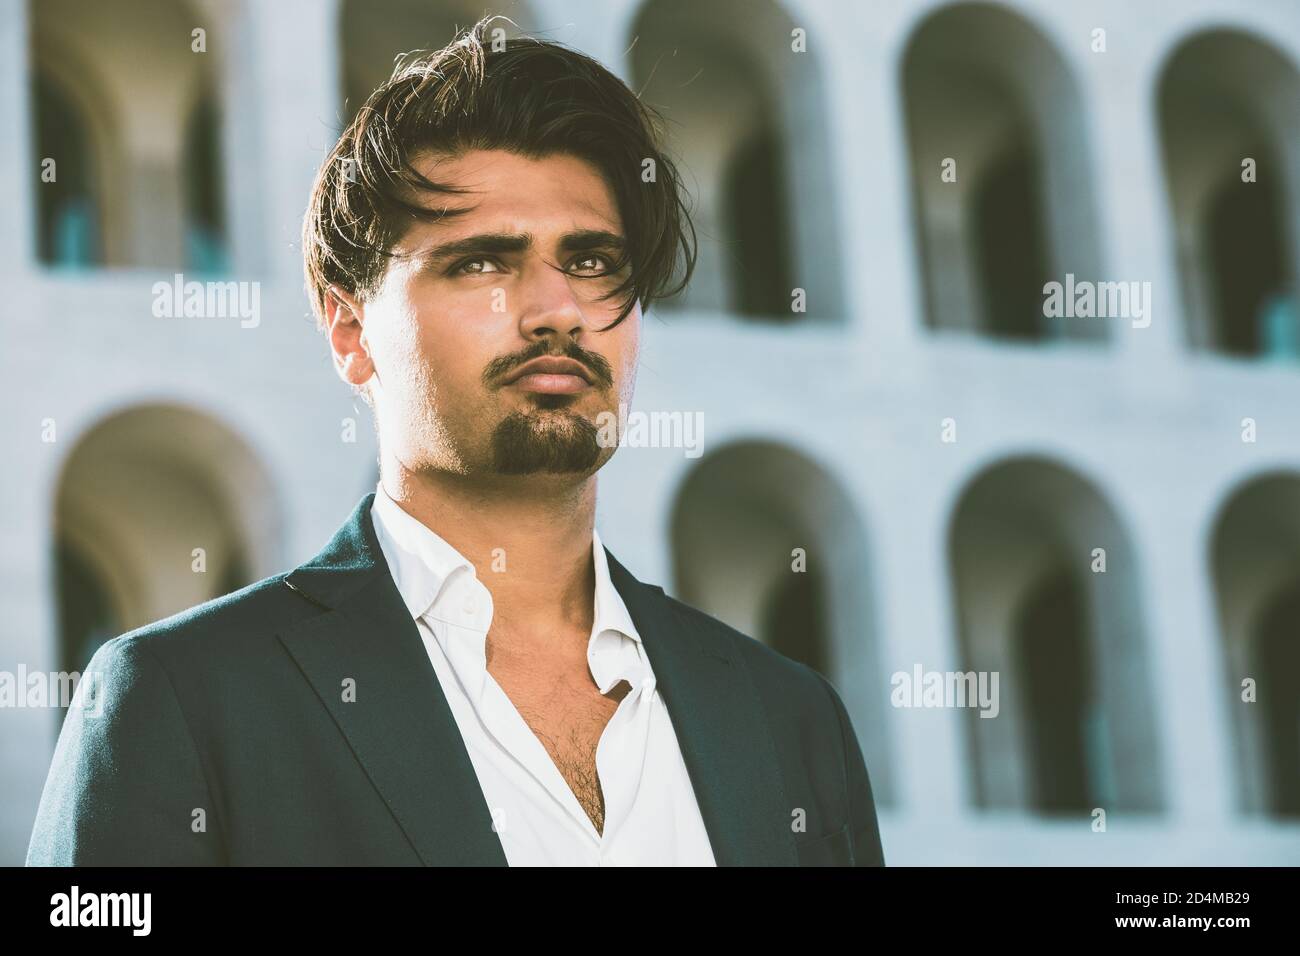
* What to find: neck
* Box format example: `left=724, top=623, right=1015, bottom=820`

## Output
left=379, top=458, right=598, bottom=640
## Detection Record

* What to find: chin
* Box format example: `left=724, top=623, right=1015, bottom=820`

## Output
left=487, top=407, right=603, bottom=475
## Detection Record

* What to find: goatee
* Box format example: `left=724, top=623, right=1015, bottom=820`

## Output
left=491, top=409, right=601, bottom=474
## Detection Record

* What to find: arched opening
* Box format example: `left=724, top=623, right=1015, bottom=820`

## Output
left=338, top=0, right=537, bottom=126
left=629, top=0, right=843, bottom=321
left=1210, top=473, right=1300, bottom=818
left=972, top=146, right=1050, bottom=339
left=184, top=92, right=229, bottom=273
left=53, top=404, right=281, bottom=679
left=670, top=440, right=891, bottom=803
left=948, top=456, right=1158, bottom=814
left=1254, top=585, right=1300, bottom=816
left=758, top=563, right=830, bottom=674
left=1158, top=30, right=1300, bottom=358
left=32, top=70, right=103, bottom=267
left=721, top=127, right=794, bottom=319
left=902, top=3, right=1102, bottom=342
left=29, top=0, right=225, bottom=268
left=53, top=538, right=119, bottom=677
left=1012, top=568, right=1096, bottom=814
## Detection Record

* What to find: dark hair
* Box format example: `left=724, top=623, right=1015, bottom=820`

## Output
left=303, top=15, right=696, bottom=331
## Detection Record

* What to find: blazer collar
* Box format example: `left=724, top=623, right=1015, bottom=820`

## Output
left=279, top=493, right=797, bottom=866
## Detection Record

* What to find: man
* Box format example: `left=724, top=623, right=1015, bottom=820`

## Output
left=26, top=19, right=884, bottom=867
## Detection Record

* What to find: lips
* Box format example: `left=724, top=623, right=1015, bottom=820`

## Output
left=502, top=357, right=594, bottom=394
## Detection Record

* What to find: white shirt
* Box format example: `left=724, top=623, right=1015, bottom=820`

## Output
left=369, top=482, right=717, bottom=867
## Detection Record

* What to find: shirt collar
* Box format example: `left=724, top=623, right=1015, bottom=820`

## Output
left=369, top=480, right=641, bottom=646
left=591, top=525, right=640, bottom=645
left=370, top=481, right=474, bottom=622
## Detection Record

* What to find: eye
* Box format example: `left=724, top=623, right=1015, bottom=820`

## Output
left=451, top=256, right=503, bottom=276
left=567, top=253, right=616, bottom=276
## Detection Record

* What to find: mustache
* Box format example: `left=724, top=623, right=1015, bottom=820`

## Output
left=482, top=340, right=615, bottom=389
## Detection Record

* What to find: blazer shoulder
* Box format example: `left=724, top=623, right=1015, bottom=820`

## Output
left=108, top=571, right=313, bottom=663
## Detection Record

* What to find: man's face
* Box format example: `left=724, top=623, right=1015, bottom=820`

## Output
left=329, top=149, right=639, bottom=483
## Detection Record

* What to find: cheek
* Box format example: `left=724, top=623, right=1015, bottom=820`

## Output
left=364, top=299, right=444, bottom=413
left=410, top=299, right=500, bottom=399
left=374, top=311, right=431, bottom=394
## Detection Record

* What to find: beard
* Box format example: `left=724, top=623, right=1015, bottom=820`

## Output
left=490, top=406, right=601, bottom=475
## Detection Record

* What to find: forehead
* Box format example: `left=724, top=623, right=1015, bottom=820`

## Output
left=402, top=149, right=623, bottom=243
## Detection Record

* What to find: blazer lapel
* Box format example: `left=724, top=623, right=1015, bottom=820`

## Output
left=278, top=493, right=508, bottom=866
left=605, top=550, right=799, bottom=866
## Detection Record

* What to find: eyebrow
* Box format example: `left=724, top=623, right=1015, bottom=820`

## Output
left=416, top=229, right=626, bottom=268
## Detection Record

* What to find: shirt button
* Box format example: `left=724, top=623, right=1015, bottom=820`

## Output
left=463, top=596, right=477, bottom=616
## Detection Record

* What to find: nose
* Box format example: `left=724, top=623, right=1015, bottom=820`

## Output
left=517, top=258, right=588, bottom=344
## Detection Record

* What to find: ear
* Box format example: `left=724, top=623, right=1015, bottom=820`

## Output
left=325, top=285, right=374, bottom=388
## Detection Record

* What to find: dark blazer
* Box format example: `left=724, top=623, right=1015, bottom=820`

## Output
left=26, top=493, right=885, bottom=866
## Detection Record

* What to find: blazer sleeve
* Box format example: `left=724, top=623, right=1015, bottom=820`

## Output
left=816, top=673, right=886, bottom=866
left=26, top=635, right=225, bottom=866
